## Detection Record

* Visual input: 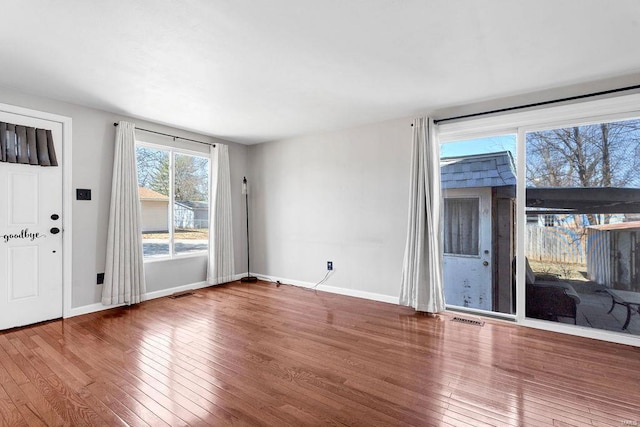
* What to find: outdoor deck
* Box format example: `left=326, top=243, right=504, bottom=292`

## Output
left=570, top=281, right=640, bottom=335
left=528, top=260, right=640, bottom=335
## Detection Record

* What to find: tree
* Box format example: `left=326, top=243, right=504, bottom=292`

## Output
left=149, top=156, right=170, bottom=196
left=136, top=147, right=209, bottom=201
left=174, top=154, right=208, bottom=202
left=136, top=146, right=168, bottom=191
left=526, top=118, right=640, bottom=225
left=527, top=119, right=640, bottom=189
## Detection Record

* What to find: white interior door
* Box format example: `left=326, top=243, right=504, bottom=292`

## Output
left=0, top=111, right=63, bottom=330
left=443, top=187, right=492, bottom=311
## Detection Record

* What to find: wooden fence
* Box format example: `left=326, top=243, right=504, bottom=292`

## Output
left=526, top=225, right=587, bottom=265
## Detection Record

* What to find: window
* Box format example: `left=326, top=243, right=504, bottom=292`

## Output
left=444, top=198, right=479, bottom=256
left=136, top=144, right=210, bottom=259
left=543, top=214, right=555, bottom=227
left=525, top=116, right=640, bottom=335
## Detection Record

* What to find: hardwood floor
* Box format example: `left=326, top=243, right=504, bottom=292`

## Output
left=1, top=281, right=639, bottom=426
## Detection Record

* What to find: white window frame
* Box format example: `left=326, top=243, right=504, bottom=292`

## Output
left=437, top=92, right=640, bottom=348
left=136, top=140, right=211, bottom=262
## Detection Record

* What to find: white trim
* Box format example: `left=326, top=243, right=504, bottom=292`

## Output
left=62, top=118, right=73, bottom=320
left=67, top=301, right=126, bottom=318
left=521, top=318, right=640, bottom=348
left=68, top=272, right=399, bottom=318
left=437, top=92, right=640, bottom=142
left=316, top=284, right=399, bottom=304
left=136, top=139, right=207, bottom=158
left=143, top=252, right=208, bottom=263
left=515, top=127, right=527, bottom=324
left=0, top=103, right=73, bottom=321
left=144, top=280, right=210, bottom=300
left=445, top=304, right=517, bottom=321
left=253, top=273, right=400, bottom=305
left=68, top=280, right=213, bottom=317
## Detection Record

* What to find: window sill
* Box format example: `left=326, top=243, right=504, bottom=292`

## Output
left=143, top=252, right=208, bottom=264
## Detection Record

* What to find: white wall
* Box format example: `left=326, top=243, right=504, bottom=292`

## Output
left=0, top=85, right=248, bottom=310
left=248, top=117, right=412, bottom=298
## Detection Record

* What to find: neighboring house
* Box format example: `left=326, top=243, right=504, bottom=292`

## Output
left=529, top=212, right=625, bottom=228
left=440, top=151, right=516, bottom=314
left=139, top=187, right=209, bottom=231
left=174, top=200, right=209, bottom=229
left=138, top=187, right=169, bottom=233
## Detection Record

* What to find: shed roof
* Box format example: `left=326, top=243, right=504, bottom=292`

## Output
left=440, top=151, right=516, bottom=189
left=587, top=221, right=640, bottom=231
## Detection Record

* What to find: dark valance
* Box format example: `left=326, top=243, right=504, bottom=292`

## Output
left=0, top=121, right=58, bottom=166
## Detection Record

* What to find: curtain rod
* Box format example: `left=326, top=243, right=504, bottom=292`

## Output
left=113, top=122, right=215, bottom=147
left=432, top=84, right=640, bottom=125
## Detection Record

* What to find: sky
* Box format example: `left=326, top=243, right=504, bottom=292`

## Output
left=440, top=135, right=516, bottom=159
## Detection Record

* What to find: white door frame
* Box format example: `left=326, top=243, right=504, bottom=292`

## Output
left=0, top=102, right=72, bottom=319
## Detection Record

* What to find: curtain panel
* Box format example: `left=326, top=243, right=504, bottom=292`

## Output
left=207, top=144, right=235, bottom=284
left=103, top=121, right=146, bottom=305
left=399, top=117, right=446, bottom=313
left=0, top=121, right=58, bottom=166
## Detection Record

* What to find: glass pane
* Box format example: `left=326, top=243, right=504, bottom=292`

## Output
left=444, top=198, right=479, bottom=255
left=525, top=117, right=640, bottom=335
left=441, top=135, right=517, bottom=314
left=173, top=153, right=209, bottom=255
left=136, top=146, right=170, bottom=258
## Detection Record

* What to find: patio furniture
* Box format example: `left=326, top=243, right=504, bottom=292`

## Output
left=605, top=289, right=640, bottom=330
left=524, top=259, right=581, bottom=324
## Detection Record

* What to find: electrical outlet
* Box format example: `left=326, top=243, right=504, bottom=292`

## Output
left=327, top=261, right=333, bottom=271
left=96, top=273, right=104, bottom=285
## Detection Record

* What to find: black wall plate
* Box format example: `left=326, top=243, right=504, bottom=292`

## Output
left=76, top=189, right=91, bottom=200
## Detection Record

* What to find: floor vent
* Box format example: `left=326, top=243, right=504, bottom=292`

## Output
left=168, top=291, right=195, bottom=299
left=451, top=316, right=485, bottom=327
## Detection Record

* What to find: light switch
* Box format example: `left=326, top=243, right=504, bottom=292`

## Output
left=76, top=189, right=91, bottom=200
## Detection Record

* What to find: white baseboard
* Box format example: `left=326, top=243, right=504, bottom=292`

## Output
left=253, top=273, right=399, bottom=305
left=67, top=272, right=398, bottom=318
left=67, top=280, right=216, bottom=318
left=144, top=280, right=210, bottom=300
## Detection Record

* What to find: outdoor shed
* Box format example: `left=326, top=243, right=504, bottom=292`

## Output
left=440, top=151, right=516, bottom=314
left=586, top=221, right=640, bottom=292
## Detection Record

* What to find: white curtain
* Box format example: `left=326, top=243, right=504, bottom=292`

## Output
left=443, top=198, right=479, bottom=255
left=103, top=121, right=146, bottom=305
left=399, top=117, right=445, bottom=313
left=207, top=144, right=235, bottom=284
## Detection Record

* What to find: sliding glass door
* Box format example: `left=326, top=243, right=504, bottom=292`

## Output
left=524, top=117, right=640, bottom=335
left=437, top=93, right=640, bottom=345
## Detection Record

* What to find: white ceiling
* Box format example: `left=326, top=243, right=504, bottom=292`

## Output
left=1, top=1, right=640, bottom=144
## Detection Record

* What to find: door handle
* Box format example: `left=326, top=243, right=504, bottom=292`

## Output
left=483, top=261, right=489, bottom=266
left=50, top=227, right=60, bottom=234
